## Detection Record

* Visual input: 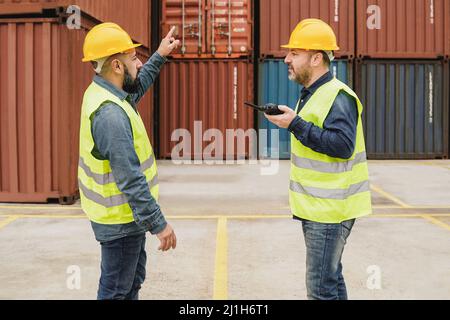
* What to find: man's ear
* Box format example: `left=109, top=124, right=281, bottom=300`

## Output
left=111, top=59, right=124, bottom=75
left=311, top=52, right=322, bottom=67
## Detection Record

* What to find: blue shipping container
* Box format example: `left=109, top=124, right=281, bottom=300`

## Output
left=258, top=59, right=352, bottom=159
left=357, top=60, right=449, bottom=159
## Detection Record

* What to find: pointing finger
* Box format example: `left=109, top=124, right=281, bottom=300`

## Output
left=166, top=26, right=176, bottom=39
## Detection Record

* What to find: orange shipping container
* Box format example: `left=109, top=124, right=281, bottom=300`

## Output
left=0, top=16, right=154, bottom=204
left=357, top=0, right=449, bottom=59
left=259, top=0, right=355, bottom=59
left=161, top=0, right=253, bottom=58
left=0, top=0, right=150, bottom=47
left=159, top=60, right=254, bottom=159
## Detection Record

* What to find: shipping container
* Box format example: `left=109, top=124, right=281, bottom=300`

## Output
left=447, top=1, right=450, bottom=57
left=259, top=0, right=355, bottom=59
left=0, top=17, right=154, bottom=203
left=258, top=59, right=353, bottom=159
left=161, top=0, right=253, bottom=58
left=356, top=60, right=449, bottom=159
left=159, top=59, right=254, bottom=159
left=357, top=0, right=449, bottom=59
left=0, top=0, right=150, bottom=47
left=0, top=0, right=58, bottom=15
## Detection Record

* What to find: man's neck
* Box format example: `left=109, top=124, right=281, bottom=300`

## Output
left=304, top=68, right=329, bottom=89
left=102, top=74, right=124, bottom=92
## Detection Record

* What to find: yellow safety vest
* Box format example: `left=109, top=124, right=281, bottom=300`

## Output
left=290, top=77, right=372, bottom=223
left=78, top=81, right=159, bottom=225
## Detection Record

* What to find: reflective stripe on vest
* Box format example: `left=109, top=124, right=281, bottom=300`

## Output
left=290, top=180, right=370, bottom=200
left=78, top=155, right=155, bottom=186
left=291, top=152, right=367, bottom=173
left=79, top=175, right=159, bottom=208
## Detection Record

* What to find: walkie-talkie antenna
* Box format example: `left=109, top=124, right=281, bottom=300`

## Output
left=244, top=102, right=264, bottom=111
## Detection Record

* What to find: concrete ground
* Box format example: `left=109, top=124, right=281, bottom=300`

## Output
left=0, top=160, right=449, bottom=300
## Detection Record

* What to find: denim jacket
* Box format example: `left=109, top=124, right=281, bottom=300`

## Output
left=88, top=52, right=167, bottom=242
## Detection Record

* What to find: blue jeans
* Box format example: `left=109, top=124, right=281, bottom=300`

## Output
left=97, top=233, right=147, bottom=300
left=301, top=218, right=355, bottom=300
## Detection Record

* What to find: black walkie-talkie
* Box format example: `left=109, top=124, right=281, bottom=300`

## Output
left=244, top=102, right=285, bottom=115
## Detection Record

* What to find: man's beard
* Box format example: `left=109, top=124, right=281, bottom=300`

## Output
left=288, top=64, right=312, bottom=87
left=123, top=66, right=141, bottom=94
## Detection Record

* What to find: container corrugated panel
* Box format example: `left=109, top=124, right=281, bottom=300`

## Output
left=259, top=0, right=355, bottom=59
left=0, top=0, right=58, bottom=14
left=0, top=17, right=154, bottom=203
left=0, top=18, right=85, bottom=203
left=447, top=1, right=450, bottom=57
left=159, top=59, right=254, bottom=159
left=356, top=60, right=449, bottom=159
left=70, top=0, right=150, bottom=48
left=0, top=0, right=150, bottom=47
left=258, top=59, right=352, bottom=159
left=161, top=0, right=253, bottom=58
left=206, top=0, right=253, bottom=57
left=161, top=0, right=207, bottom=56
left=357, top=0, right=449, bottom=59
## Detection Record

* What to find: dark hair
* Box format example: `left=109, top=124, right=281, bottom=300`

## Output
left=321, top=51, right=331, bottom=67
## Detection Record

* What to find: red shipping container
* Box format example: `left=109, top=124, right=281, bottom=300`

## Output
left=161, top=0, right=207, bottom=56
left=159, top=59, right=254, bottom=159
left=161, top=0, right=253, bottom=58
left=206, top=0, right=253, bottom=56
left=0, top=16, right=154, bottom=204
left=259, top=0, right=355, bottom=59
left=357, top=0, right=449, bottom=59
left=0, top=0, right=150, bottom=47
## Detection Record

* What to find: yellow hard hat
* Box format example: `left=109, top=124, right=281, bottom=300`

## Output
left=281, top=18, right=339, bottom=51
left=82, top=22, right=141, bottom=62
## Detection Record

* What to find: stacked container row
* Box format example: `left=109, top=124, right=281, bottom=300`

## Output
left=161, top=0, right=253, bottom=59
left=158, top=0, right=255, bottom=159
left=356, top=60, right=449, bottom=159
left=355, top=0, right=449, bottom=159
left=258, top=0, right=450, bottom=59
left=0, top=3, right=154, bottom=203
left=0, top=0, right=151, bottom=47
left=258, top=0, right=450, bottom=159
left=259, top=0, right=355, bottom=59
left=159, top=59, right=254, bottom=159
left=356, top=0, right=449, bottom=59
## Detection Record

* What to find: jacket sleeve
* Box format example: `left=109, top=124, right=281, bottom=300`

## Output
left=132, top=51, right=167, bottom=104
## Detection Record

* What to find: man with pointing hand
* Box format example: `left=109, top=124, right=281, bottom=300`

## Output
left=79, top=24, right=180, bottom=300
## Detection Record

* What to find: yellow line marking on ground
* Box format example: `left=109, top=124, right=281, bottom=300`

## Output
left=0, top=205, right=82, bottom=210
left=0, top=214, right=85, bottom=219
left=418, top=162, right=450, bottom=170
left=283, top=205, right=450, bottom=210
left=213, top=217, right=228, bottom=300
left=361, top=213, right=450, bottom=219
left=0, top=216, right=20, bottom=230
left=420, top=215, right=450, bottom=232
left=370, top=184, right=412, bottom=208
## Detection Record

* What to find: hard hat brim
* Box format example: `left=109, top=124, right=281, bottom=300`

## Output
left=281, top=43, right=340, bottom=51
left=82, top=43, right=142, bottom=62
